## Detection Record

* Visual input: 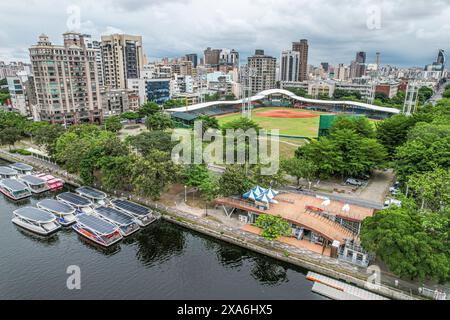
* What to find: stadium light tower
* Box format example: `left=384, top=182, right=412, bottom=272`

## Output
left=240, top=66, right=257, bottom=119
left=402, top=81, right=419, bottom=116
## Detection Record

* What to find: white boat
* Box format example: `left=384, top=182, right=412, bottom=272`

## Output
left=0, top=166, right=18, bottom=179
left=56, top=192, right=94, bottom=214
left=37, top=199, right=77, bottom=226
left=18, top=175, right=50, bottom=194
left=8, top=163, right=33, bottom=175
left=12, top=207, right=61, bottom=236
left=93, top=206, right=140, bottom=237
left=72, top=213, right=123, bottom=247
left=110, top=199, right=159, bottom=227
left=0, top=178, right=32, bottom=201
left=75, top=186, right=108, bottom=206
left=35, top=173, right=64, bottom=191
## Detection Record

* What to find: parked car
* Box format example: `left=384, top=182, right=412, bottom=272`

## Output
left=389, top=187, right=400, bottom=195
left=345, top=178, right=363, bottom=187
left=383, top=199, right=402, bottom=209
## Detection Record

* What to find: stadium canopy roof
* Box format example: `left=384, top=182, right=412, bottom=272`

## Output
left=171, top=112, right=199, bottom=121
left=166, top=88, right=400, bottom=115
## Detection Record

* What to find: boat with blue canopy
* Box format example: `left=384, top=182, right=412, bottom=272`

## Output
left=37, top=199, right=77, bottom=226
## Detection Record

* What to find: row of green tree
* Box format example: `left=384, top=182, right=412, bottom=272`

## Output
left=361, top=99, right=450, bottom=282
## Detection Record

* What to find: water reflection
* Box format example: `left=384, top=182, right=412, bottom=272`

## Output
left=3, top=197, right=31, bottom=206
left=215, top=246, right=247, bottom=268
left=14, top=226, right=60, bottom=246
left=134, top=222, right=186, bottom=266
left=250, top=258, right=288, bottom=286
left=77, top=233, right=122, bottom=256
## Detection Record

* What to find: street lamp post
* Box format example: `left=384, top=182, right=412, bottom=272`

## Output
left=184, top=185, right=187, bottom=203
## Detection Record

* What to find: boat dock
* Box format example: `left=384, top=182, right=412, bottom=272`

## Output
left=307, top=271, right=389, bottom=300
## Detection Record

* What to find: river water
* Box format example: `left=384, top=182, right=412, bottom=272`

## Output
left=0, top=159, right=324, bottom=300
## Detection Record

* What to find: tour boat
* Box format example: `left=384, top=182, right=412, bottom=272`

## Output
left=110, top=199, right=159, bottom=227
left=12, top=207, right=61, bottom=236
left=37, top=199, right=77, bottom=226
left=18, top=175, right=50, bottom=194
left=75, top=186, right=108, bottom=206
left=72, top=213, right=123, bottom=247
left=93, top=206, right=140, bottom=237
left=0, top=166, right=18, bottom=179
left=8, top=163, right=33, bottom=175
left=56, top=192, right=94, bottom=214
left=35, top=173, right=64, bottom=191
left=0, top=178, right=32, bottom=201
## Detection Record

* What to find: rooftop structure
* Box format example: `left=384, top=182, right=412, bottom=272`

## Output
left=215, top=187, right=375, bottom=265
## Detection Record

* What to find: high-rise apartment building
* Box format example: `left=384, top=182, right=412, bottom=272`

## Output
left=101, top=34, right=145, bottom=89
left=171, top=60, right=193, bottom=77
left=0, top=61, right=32, bottom=79
left=203, top=47, right=221, bottom=67
left=292, top=39, right=309, bottom=81
left=219, top=49, right=239, bottom=68
left=280, top=50, right=300, bottom=82
left=29, top=33, right=102, bottom=123
left=247, top=49, right=277, bottom=95
left=83, top=34, right=104, bottom=87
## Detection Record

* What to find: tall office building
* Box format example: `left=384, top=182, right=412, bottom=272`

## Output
left=292, top=39, right=309, bottom=81
left=375, top=52, right=381, bottom=69
left=185, top=53, right=198, bottom=68
left=101, top=34, right=145, bottom=89
left=437, top=49, right=445, bottom=65
left=280, top=50, right=300, bottom=82
left=29, top=33, right=102, bottom=123
left=350, top=51, right=367, bottom=78
left=247, top=49, right=277, bottom=95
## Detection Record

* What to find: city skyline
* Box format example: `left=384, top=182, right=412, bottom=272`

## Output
left=1, top=0, right=449, bottom=67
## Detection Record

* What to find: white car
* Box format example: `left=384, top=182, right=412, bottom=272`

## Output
left=383, top=199, right=402, bottom=209
left=389, top=187, right=400, bottom=195
left=346, top=178, right=363, bottom=187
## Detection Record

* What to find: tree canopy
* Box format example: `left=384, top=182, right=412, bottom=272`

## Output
left=145, top=112, right=174, bottom=131
left=255, top=214, right=292, bottom=241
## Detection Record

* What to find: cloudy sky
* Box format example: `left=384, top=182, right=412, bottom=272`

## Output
left=1, top=0, right=449, bottom=67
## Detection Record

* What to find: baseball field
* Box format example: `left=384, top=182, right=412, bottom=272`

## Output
left=216, top=107, right=325, bottom=137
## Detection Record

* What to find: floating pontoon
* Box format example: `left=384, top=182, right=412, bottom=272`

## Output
left=18, top=175, right=49, bottom=194
left=37, top=199, right=77, bottom=226
left=75, top=186, right=108, bottom=205
left=93, top=206, right=140, bottom=236
left=56, top=192, right=94, bottom=214
left=72, top=213, right=123, bottom=247
left=12, top=207, right=61, bottom=235
left=110, top=199, right=159, bottom=227
left=0, top=166, right=18, bottom=179
left=8, top=163, right=33, bottom=175
left=0, top=178, right=32, bottom=201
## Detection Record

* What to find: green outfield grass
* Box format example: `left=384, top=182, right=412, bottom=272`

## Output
left=217, top=107, right=324, bottom=137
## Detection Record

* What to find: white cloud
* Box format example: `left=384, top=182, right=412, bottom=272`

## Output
left=0, top=0, right=449, bottom=66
